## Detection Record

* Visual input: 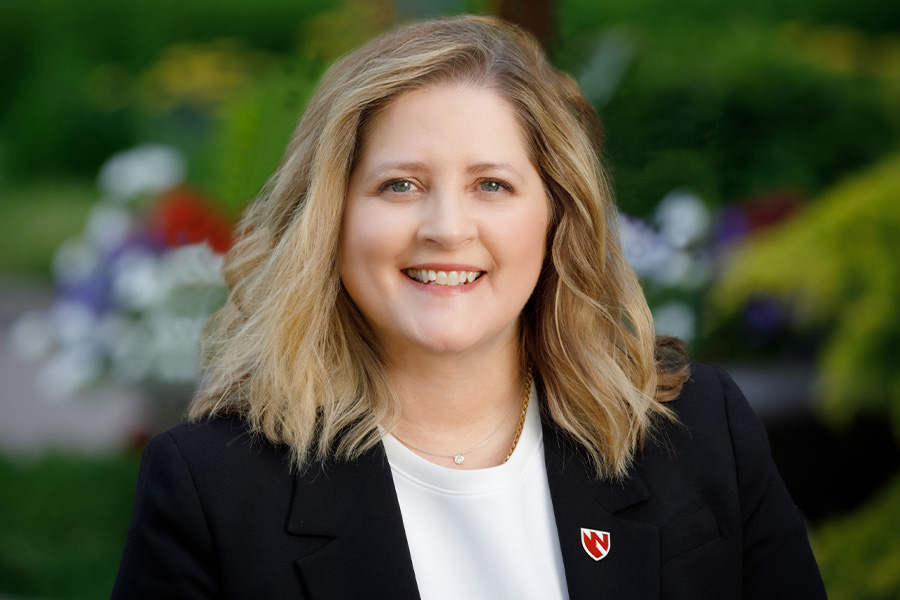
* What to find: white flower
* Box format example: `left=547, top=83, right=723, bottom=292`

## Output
left=110, top=321, right=155, bottom=384
left=52, top=301, right=101, bottom=349
left=36, top=349, right=104, bottom=401
left=150, top=313, right=207, bottom=383
left=105, top=243, right=227, bottom=386
left=161, top=243, right=226, bottom=290
left=111, top=249, right=163, bottom=310
left=86, top=203, right=134, bottom=251
left=618, top=213, right=675, bottom=277
left=155, top=244, right=227, bottom=317
left=97, top=144, right=186, bottom=200
left=53, top=238, right=102, bottom=285
left=652, top=251, right=695, bottom=287
left=97, top=313, right=127, bottom=353
left=653, top=301, right=697, bottom=342
left=654, top=190, right=711, bottom=249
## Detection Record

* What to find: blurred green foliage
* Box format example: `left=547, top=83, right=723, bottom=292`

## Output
left=206, top=0, right=400, bottom=208
left=0, top=0, right=337, bottom=178
left=4, top=0, right=899, bottom=273
left=210, top=63, right=323, bottom=210
left=0, top=179, right=97, bottom=274
left=711, top=151, right=900, bottom=600
left=814, top=473, right=900, bottom=599
left=0, top=0, right=396, bottom=274
left=555, top=10, right=900, bottom=216
left=0, top=451, right=142, bottom=600
left=713, top=153, right=900, bottom=431
left=4, top=0, right=898, bottom=213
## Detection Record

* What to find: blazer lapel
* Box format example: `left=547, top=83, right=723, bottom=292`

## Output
left=543, top=421, right=660, bottom=599
left=284, top=425, right=659, bottom=599
left=287, top=443, right=421, bottom=600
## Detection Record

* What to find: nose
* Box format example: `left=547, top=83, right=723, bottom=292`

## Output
left=416, top=188, right=477, bottom=249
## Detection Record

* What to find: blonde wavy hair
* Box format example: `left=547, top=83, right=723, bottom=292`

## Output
left=190, top=15, right=689, bottom=479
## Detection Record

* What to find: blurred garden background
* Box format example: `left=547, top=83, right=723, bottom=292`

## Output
left=1, top=0, right=899, bottom=597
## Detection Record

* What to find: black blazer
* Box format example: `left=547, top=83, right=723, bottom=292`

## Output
left=112, top=364, right=826, bottom=598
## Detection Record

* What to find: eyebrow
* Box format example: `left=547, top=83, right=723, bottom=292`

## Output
left=367, top=161, right=427, bottom=177
left=466, top=162, right=518, bottom=175
left=367, top=161, right=521, bottom=177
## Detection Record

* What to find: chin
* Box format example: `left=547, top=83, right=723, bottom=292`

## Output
left=411, top=335, right=483, bottom=356
left=386, top=323, right=479, bottom=355
left=406, top=322, right=516, bottom=358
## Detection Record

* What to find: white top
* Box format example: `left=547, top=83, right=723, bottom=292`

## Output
left=382, top=389, right=570, bottom=600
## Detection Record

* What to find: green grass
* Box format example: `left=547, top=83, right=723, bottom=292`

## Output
left=0, top=450, right=142, bottom=600
left=0, top=178, right=97, bottom=276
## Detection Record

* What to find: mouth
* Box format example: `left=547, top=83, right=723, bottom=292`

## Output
left=404, top=268, right=484, bottom=286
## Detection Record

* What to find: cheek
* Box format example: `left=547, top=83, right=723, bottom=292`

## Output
left=337, top=216, right=377, bottom=321
left=338, top=205, right=369, bottom=286
left=339, top=202, right=409, bottom=297
left=339, top=203, right=382, bottom=271
left=504, top=203, right=550, bottom=271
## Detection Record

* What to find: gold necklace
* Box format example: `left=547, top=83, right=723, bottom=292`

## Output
left=503, top=377, right=530, bottom=464
left=392, top=369, right=533, bottom=465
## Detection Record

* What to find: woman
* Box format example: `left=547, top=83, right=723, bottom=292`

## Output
left=113, top=16, right=826, bottom=599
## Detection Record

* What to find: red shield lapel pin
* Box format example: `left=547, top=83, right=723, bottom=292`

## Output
left=581, top=528, right=610, bottom=561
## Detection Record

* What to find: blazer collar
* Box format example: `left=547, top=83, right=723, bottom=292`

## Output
left=287, top=423, right=660, bottom=600
left=287, top=444, right=421, bottom=599
left=542, top=420, right=660, bottom=599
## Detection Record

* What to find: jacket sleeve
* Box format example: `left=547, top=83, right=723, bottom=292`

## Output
left=111, top=432, right=222, bottom=599
left=716, top=367, right=827, bottom=598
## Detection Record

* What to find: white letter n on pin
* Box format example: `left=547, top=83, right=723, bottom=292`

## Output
left=581, top=528, right=610, bottom=561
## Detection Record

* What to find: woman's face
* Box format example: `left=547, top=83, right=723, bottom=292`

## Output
left=339, top=84, right=549, bottom=362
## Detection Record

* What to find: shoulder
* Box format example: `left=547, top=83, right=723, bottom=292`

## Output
left=153, top=416, right=289, bottom=464
left=115, top=420, right=308, bottom=597
left=648, top=364, right=827, bottom=596
left=639, top=361, right=776, bottom=492
left=636, top=363, right=754, bottom=495
left=630, top=362, right=771, bottom=542
left=158, top=414, right=259, bottom=452
left=662, top=362, right=767, bottom=456
left=139, top=416, right=296, bottom=511
left=669, top=362, right=745, bottom=418
left=132, top=416, right=300, bottom=558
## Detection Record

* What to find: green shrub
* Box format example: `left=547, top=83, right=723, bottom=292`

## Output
left=554, top=12, right=900, bottom=216
left=814, top=472, right=900, bottom=599
left=712, top=152, right=900, bottom=430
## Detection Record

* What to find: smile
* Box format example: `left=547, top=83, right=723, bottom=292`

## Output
left=404, top=268, right=483, bottom=286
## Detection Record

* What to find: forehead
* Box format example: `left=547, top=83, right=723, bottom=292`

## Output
left=354, top=84, right=533, bottom=167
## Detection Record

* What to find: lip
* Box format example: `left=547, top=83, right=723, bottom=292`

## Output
left=401, top=264, right=486, bottom=292
left=403, top=263, right=485, bottom=272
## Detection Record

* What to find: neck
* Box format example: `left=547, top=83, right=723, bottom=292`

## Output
left=384, top=345, right=526, bottom=469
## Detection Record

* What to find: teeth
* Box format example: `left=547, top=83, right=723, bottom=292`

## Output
left=405, top=269, right=483, bottom=286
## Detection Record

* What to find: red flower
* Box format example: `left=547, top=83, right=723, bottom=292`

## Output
left=150, top=186, right=234, bottom=253
left=741, top=190, right=803, bottom=233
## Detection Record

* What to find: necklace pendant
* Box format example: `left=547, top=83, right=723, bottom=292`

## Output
left=454, top=455, right=465, bottom=465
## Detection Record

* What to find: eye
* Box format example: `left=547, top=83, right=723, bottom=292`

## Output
left=479, top=180, right=509, bottom=193
left=381, top=179, right=415, bottom=193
